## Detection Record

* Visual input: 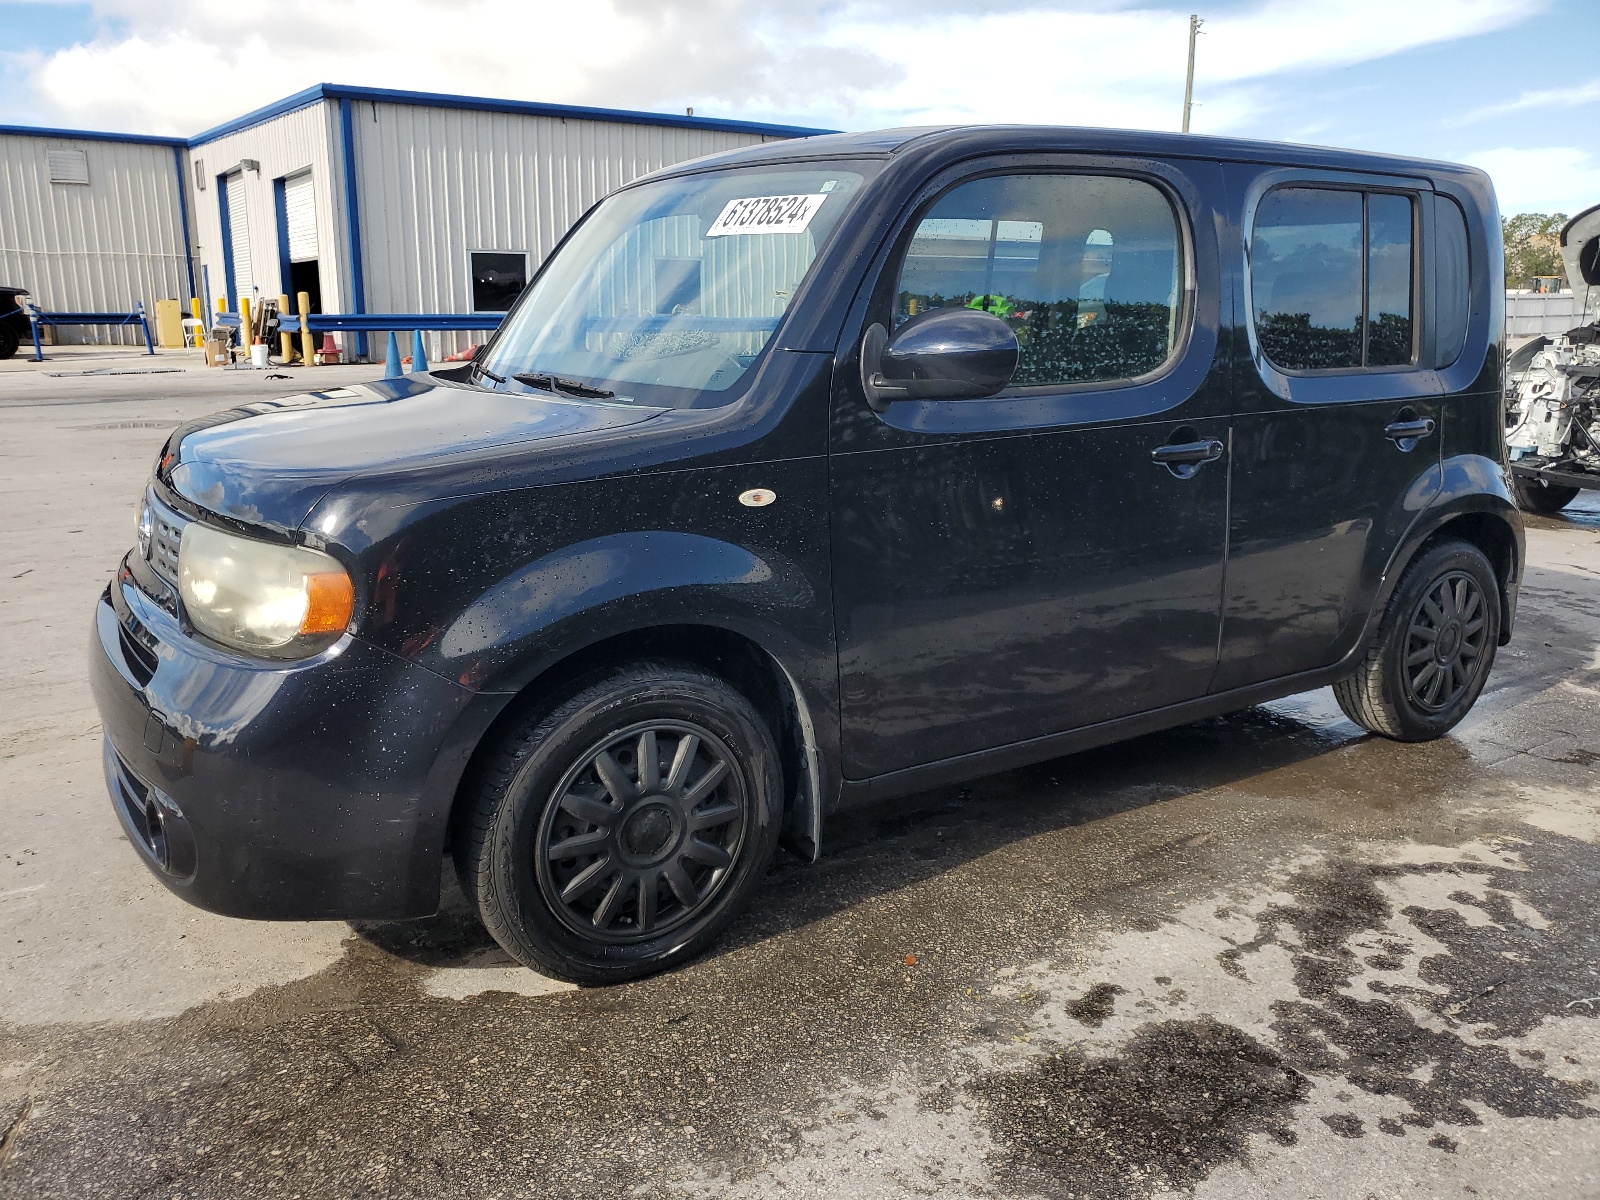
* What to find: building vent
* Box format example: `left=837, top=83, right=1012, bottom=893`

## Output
left=48, top=149, right=89, bottom=185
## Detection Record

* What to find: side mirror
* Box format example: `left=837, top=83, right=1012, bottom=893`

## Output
left=861, top=308, right=1019, bottom=410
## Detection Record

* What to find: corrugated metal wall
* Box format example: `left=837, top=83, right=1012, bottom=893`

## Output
left=3, top=97, right=802, bottom=358
left=352, top=102, right=782, bottom=353
left=188, top=102, right=345, bottom=322
left=0, top=134, right=187, bottom=344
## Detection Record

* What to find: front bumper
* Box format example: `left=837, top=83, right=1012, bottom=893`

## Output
left=89, top=567, right=482, bottom=920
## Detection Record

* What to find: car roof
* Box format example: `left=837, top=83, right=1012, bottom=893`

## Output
left=649, top=124, right=1486, bottom=187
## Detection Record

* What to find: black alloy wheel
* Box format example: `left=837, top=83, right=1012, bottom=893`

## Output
left=0, top=322, right=18, bottom=360
left=455, top=662, right=782, bottom=984
left=1402, top=571, right=1488, bottom=713
left=1333, top=538, right=1502, bottom=741
left=537, top=720, right=747, bottom=942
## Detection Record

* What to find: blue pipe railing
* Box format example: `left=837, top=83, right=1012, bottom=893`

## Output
left=26, top=302, right=154, bottom=361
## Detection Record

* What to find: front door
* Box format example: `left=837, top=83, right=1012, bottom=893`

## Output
left=829, top=162, right=1232, bottom=781
left=1215, top=171, right=1443, bottom=692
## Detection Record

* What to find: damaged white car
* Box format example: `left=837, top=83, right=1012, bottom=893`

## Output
left=1506, top=204, right=1600, bottom=512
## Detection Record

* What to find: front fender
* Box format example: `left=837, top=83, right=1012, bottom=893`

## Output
left=444, top=530, right=821, bottom=694
left=368, top=460, right=840, bottom=864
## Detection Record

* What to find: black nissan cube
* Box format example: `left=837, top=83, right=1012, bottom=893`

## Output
left=91, top=126, right=1521, bottom=984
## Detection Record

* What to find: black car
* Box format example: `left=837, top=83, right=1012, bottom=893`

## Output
left=0, top=287, right=30, bottom=359
left=91, top=127, right=1520, bottom=984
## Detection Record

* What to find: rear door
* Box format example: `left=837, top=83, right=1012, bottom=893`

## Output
left=828, top=157, right=1232, bottom=781
left=1215, top=168, right=1443, bottom=692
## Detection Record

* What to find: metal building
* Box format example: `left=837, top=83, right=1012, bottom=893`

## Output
left=0, top=85, right=827, bottom=353
left=0, top=128, right=191, bottom=339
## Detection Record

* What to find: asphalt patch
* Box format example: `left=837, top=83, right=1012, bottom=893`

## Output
left=1065, top=982, right=1125, bottom=1028
left=972, top=1016, right=1309, bottom=1199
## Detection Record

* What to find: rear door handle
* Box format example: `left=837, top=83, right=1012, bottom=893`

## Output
left=1384, top=417, right=1436, bottom=449
left=1151, top=437, right=1225, bottom=479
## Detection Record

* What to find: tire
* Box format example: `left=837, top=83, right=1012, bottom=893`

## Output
left=454, top=662, right=783, bottom=985
left=0, top=322, right=18, bottom=361
left=1513, top=477, right=1580, bottom=513
left=1333, top=539, right=1501, bottom=742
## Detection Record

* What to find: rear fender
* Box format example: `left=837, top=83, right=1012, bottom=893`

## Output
left=1357, top=453, right=1523, bottom=650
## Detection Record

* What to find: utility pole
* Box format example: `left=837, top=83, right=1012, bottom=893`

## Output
left=1182, top=13, right=1204, bottom=133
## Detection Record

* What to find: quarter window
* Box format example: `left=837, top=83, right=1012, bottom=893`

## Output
left=1251, top=187, right=1415, bottom=371
left=893, top=174, right=1186, bottom=388
left=1434, top=197, right=1471, bottom=368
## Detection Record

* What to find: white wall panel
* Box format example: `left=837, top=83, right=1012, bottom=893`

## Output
left=187, top=102, right=343, bottom=320
left=0, top=134, right=187, bottom=344
left=352, top=102, right=784, bottom=353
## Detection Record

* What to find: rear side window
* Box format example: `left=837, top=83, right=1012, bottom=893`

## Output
left=1434, top=197, right=1471, bottom=368
left=894, top=173, right=1186, bottom=388
left=1251, top=187, right=1415, bottom=371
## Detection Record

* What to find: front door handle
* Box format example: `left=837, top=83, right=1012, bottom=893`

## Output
left=1384, top=416, right=1436, bottom=451
left=1151, top=437, right=1225, bottom=479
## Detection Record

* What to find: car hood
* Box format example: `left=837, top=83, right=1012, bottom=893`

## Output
left=160, top=373, right=666, bottom=532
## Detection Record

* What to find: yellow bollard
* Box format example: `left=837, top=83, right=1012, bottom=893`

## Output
left=240, top=296, right=252, bottom=356
left=279, top=293, right=294, bottom=362
left=298, top=292, right=315, bottom=366
left=190, top=297, right=204, bottom=347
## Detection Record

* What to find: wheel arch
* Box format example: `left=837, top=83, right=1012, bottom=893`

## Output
left=443, top=622, right=830, bottom=871
left=1368, top=458, right=1524, bottom=650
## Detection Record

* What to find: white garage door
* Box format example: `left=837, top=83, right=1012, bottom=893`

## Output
left=285, top=172, right=318, bottom=262
left=227, top=172, right=253, bottom=302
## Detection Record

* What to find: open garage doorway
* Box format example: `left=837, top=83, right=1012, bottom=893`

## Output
left=275, top=170, right=322, bottom=330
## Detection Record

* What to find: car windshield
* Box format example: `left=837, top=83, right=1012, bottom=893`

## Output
left=478, top=162, right=874, bottom=407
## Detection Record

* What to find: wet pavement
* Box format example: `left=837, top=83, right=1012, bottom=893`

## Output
left=2, top=362, right=1598, bottom=1198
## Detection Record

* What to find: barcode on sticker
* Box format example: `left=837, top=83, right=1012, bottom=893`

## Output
left=705, top=194, right=827, bottom=237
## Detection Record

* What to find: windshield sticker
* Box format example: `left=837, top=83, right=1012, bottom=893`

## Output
left=705, top=194, right=828, bottom=238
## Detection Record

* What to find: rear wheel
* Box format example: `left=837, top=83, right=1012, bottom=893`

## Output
left=1333, top=539, right=1501, bottom=741
left=0, top=323, right=18, bottom=360
left=454, top=662, right=783, bottom=985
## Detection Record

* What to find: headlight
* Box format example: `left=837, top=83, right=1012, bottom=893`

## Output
left=178, top=523, right=354, bottom=657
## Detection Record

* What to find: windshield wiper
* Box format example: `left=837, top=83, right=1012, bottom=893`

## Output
left=473, top=362, right=507, bottom=385
left=514, top=372, right=615, bottom=399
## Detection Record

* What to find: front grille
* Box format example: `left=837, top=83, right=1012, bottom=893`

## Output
left=149, top=504, right=184, bottom=585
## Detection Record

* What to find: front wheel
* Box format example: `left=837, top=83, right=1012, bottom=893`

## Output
left=1333, top=539, right=1502, bottom=741
left=454, top=662, right=783, bottom=985
left=0, top=322, right=19, bottom=360
left=1514, top=477, right=1580, bottom=513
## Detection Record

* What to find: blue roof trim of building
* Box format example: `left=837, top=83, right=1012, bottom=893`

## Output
left=2, top=84, right=837, bottom=153
left=186, top=83, right=835, bottom=148
left=0, top=124, right=186, bottom=147
left=186, top=84, right=329, bottom=147
left=318, top=84, right=836, bottom=139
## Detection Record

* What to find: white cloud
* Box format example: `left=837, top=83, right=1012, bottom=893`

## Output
left=5, top=0, right=1547, bottom=138
left=1449, top=76, right=1600, bottom=127
left=1466, top=146, right=1600, bottom=216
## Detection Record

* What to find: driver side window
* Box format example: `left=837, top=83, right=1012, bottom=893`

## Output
left=894, top=173, right=1187, bottom=388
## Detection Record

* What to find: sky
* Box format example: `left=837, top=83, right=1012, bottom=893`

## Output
left=1, top=0, right=1597, bottom=217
